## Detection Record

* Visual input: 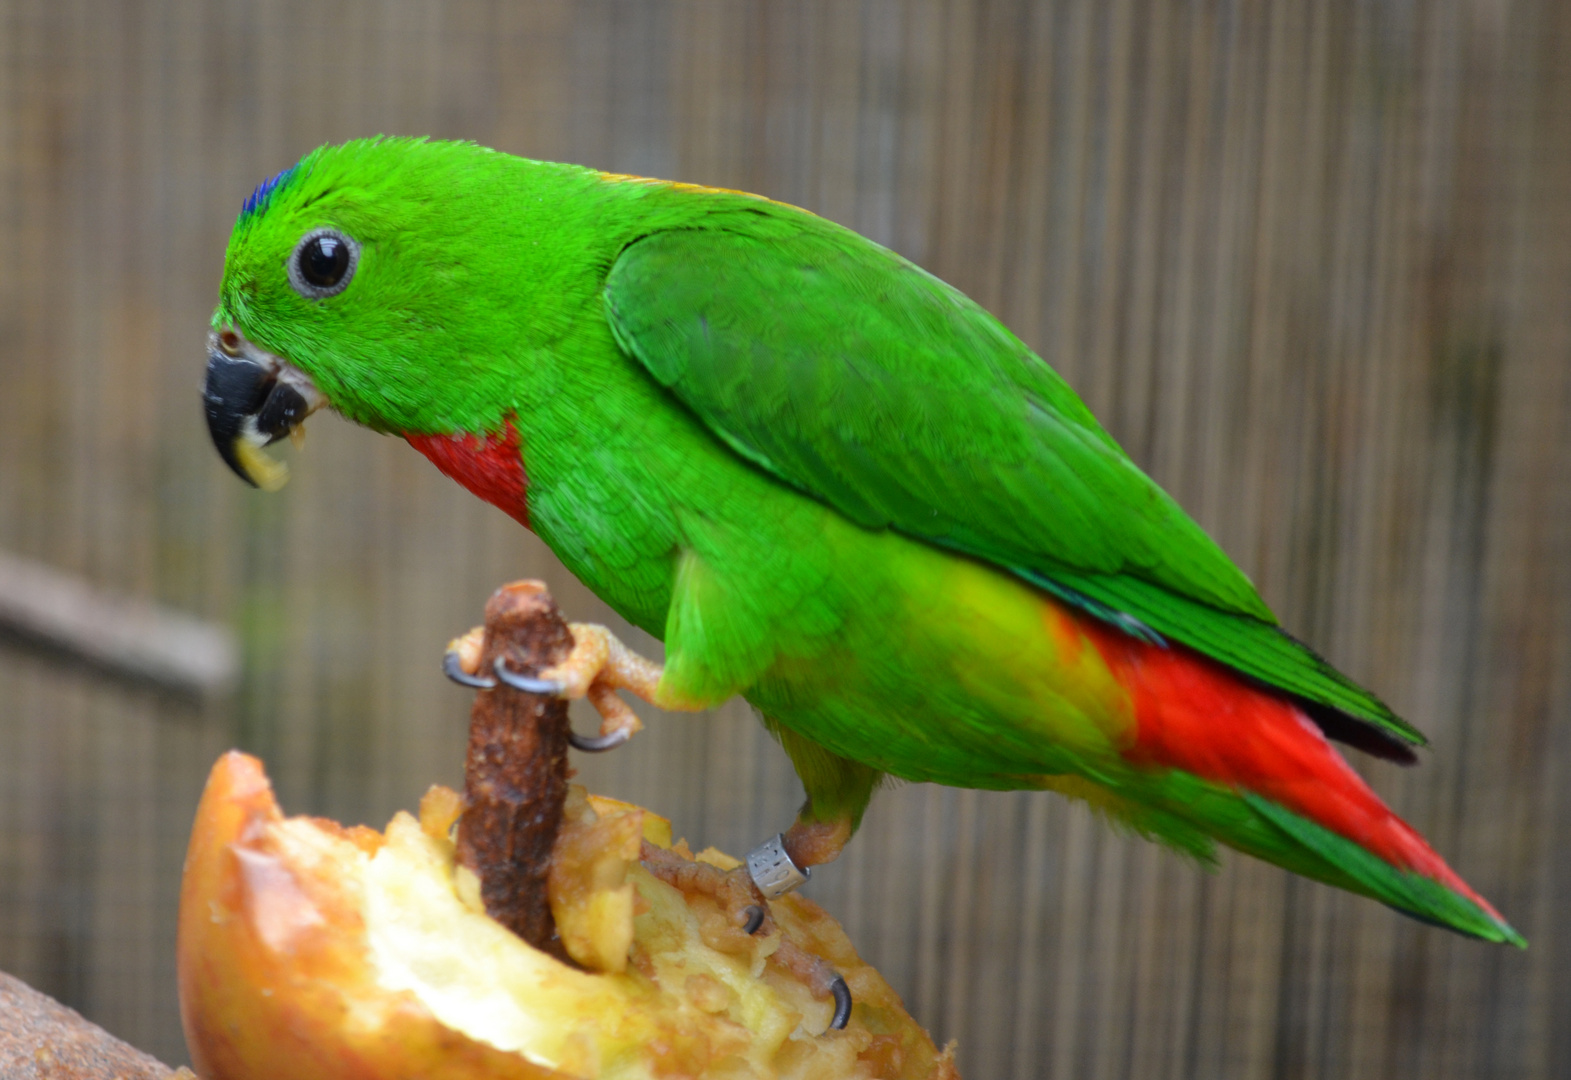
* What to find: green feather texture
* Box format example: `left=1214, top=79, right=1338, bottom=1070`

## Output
left=602, top=223, right=1419, bottom=748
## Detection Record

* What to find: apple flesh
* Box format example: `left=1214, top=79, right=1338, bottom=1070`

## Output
left=178, top=752, right=959, bottom=1080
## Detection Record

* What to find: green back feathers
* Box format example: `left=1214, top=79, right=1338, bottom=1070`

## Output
left=601, top=218, right=1420, bottom=749
left=605, top=225, right=1267, bottom=616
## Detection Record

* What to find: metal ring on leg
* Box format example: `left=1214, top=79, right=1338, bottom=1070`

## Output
left=740, top=905, right=765, bottom=935
left=746, top=834, right=811, bottom=899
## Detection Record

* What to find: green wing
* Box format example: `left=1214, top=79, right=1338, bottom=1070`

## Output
left=602, top=217, right=1421, bottom=750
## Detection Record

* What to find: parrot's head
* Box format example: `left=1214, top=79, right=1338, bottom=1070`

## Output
left=204, top=137, right=590, bottom=490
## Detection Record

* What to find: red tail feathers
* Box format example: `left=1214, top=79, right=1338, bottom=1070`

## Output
left=1082, top=618, right=1498, bottom=915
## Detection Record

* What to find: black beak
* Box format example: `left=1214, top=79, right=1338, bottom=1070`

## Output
left=202, top=330, right=322, bottom=490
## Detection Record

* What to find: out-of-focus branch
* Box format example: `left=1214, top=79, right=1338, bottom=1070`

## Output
left=0, top=550, right=236, bottom=698
left=0, top=970, right=193, bottom=1079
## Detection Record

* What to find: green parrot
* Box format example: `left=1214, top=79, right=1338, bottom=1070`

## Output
left=203, top=137, right=1521, bottom=976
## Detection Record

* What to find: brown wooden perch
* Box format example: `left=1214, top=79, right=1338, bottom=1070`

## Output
left=454, top=579, right=576, bottom=960
left=0, top=970, right=193, bottom=1080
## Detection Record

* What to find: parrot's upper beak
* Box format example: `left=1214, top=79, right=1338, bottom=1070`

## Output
left=202, top=328, right=325, bottom=491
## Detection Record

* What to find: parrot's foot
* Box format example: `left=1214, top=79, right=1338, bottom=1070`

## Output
left=774, top=938, right=854, bottom=1033
left=442, top=628, right=492, bottom=688
left=641, top=841, right=771, bottom=935
left=442, top=623, right=648, bottom=752
left=640, top=840, right=852, bottom=1031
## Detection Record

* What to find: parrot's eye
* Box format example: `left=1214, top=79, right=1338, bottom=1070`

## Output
left=288, top=228, right=360, bottom=299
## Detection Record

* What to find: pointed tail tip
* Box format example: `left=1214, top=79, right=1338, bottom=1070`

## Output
left=1432, top=870, right=1525, bottom=949
left=1405, top=883, right=1524, bottom=948
left=1445, top=882, right=1525, bottom=949
left=1240, top=792, right=1525, bottom=948
left=1488, top=916, right=1528, bottom=950
left=1469, top=887, right=1527, bottom=948
left=1443, top=906, right=1526, bottom=949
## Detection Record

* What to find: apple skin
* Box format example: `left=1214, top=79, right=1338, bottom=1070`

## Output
left=177, top=751, right=564, bottom=1080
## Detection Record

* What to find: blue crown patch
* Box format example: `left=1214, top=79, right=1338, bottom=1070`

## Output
left=240, top=165, right=296, bottom=219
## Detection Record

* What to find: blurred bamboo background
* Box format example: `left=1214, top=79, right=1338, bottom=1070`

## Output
left=1, top=1, right=1568, bottom=1076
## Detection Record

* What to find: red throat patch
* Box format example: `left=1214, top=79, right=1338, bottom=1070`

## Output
left=405, top=421, right=531, bottom=528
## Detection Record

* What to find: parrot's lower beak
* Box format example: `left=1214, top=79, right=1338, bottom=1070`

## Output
left=202, top=328, right=325, bottom=491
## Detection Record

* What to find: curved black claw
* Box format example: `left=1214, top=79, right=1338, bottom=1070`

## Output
left=740, top=905, right=766, bottom=935
left=443, top=651, right=495, bottom=689
left=829, top=975, right=852, bottom=1031
left=567, top=727, right=633, bottom=753
left=493, top=656, right=565, bottom=695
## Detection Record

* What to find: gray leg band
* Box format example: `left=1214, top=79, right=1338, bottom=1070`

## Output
left=746, top=834, right=811, bottom=898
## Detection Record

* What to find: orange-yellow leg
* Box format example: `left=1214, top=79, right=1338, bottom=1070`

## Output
left=782, top=817, right=854, bottom=869
left=444, top=622, right=707, bottom=751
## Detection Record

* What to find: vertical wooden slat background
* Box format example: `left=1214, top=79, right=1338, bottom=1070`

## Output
left=0, top=1, right=1567, bottom=1075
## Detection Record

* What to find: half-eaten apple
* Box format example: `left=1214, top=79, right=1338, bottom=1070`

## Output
left=178, top=751, right=958, bottom=1080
